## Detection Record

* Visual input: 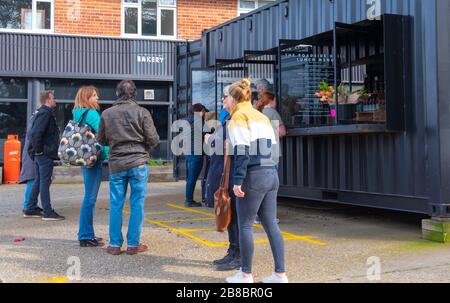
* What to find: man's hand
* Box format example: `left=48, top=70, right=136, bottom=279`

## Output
left=233, top=185, right=245, bottom=198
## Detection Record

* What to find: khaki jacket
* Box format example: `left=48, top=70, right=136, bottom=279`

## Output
left=98, top=99, right=160, bottom=173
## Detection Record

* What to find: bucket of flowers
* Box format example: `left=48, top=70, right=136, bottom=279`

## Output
left=315, top=80, right=336, bottom=117
left=315, top=81, right=335, bottom=104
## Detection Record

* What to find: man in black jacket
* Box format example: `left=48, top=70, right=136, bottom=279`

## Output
left=24, top=91, right=64, bottom=221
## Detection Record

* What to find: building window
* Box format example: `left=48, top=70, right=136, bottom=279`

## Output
left=122, top=0, right=176, bottom=38
left=0, top=0, right=53, bottom=32
left=0, top=78, right=28, bottom=141
left=238, top=0, right=275, bottom=15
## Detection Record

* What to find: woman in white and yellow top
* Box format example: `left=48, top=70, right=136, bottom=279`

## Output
left=225, top=79, right=288, bottom=284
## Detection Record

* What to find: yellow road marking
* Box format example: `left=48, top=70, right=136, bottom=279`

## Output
left=38, top=276, right=68, bottom=283
left=145, top=210, right=186, bottom=215
left=165, top=203, right=215, bottom=217
left=125, top=203, right=328, bottom=247
left=159, top=217, right=215, bottom=223
left=280, top=231, right=327, bottom=246
left=143, top=217, right=226, bottom=247
left=175, top=228, right=216, bottom=232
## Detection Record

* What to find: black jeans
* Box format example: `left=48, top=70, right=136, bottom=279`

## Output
left=27, top=156, right=54, bottom=216
left=227, top=193, right=240, bottom=256
left=237, top=168, right=285, bottom=274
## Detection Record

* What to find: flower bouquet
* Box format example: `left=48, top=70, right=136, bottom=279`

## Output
left=315, top=81, right=335, bottom=105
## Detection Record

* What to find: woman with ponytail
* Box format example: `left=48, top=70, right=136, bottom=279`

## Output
left=225, top=79, right=288, bottom=283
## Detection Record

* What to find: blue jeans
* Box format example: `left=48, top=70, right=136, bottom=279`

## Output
left=237, top=168, right=285, bottom=274
left=185, top=155, right=203, bottom=202
left=27, top=156, right=54, bottom=216
left=23, top=180, right=35, bottom=210
left=78, top=160, right=103, bottom=241
left=109, top=165, right=148, bottom=248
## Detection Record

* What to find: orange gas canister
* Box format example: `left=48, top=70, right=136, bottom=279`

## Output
left=4, top=135, right=21, bottom=184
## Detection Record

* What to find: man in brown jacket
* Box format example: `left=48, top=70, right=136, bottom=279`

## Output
left=98, top=80, right=159, bottom=255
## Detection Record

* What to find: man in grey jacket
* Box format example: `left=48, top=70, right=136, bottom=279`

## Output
left=98, top=80, right=159, bottom=256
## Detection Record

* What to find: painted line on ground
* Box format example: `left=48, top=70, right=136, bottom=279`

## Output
left=165, top=203, right=216, bottom=217
left=37, top=276, right=68, bottom=283
left=126, top=204, right=327, bottom=247
left=159, top=217, right=215, bottom=223
left=145, top=210, right=187, bottom=215
left=143, top=217, right=227, bottom=247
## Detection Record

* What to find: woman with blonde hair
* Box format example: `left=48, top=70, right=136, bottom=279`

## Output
left=226, top=79, right=288, bottom=283
left=72, top=86, right=109, bottom=247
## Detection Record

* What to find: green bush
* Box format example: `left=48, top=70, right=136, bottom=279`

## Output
left=147, top=159, right=172, bottom=167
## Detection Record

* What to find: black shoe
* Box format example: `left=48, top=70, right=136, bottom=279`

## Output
left=213, top=251, right=234, bottom=265
left=80, top=238, right=104, bottom=247
left=42, top=210, right=65, bottom=221
left=23, top=209, right=43, bottom=218
left=215, top=257, right=241, bottom=271
left=184, top=201, right=203, bottom=208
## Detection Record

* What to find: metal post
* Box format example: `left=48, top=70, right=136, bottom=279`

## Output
left=331, top=0, right=339, bottom=124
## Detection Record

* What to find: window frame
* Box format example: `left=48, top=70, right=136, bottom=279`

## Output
left=0, top=0, right=54, bottom=34
left=237, top=0, right=275, bottom=15
left=121, top=0, right=177, bottom=40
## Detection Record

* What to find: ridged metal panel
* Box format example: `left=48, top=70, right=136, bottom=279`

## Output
left=174, top=40, right=203, bottom=179
left=0, top=33, right=177, bottom=80
left=192, top=0, right=441, bottom=213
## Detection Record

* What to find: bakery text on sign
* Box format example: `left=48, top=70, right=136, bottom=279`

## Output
left=137, top=56, right=165, bottom=63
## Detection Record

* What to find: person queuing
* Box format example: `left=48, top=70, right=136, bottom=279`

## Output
left=205, top=85, right=240, bottom=271
left=185, top=103, right=210, bottom=207
left=98, top=80, right=159, bottom=256
left=24, top=91, right=65, bottom=221
left=72, top=86, right=110, bottom=247
left=226, top=79, right=288, bottom=283
left=20, top=109, right=39, bottom=216
left=255, top=91, right=286, bottom=225
left=257, top=92, right=287, bottom=139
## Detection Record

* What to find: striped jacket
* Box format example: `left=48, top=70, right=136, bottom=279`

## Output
left=227, top=101, right=277, bottom=186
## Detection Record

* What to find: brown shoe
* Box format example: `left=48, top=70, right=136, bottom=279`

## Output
left=106, top=246, right=123, bottom=256
left=126, top=244, right=148, bottom=255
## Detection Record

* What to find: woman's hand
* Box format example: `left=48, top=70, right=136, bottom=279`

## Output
left=233, top=185, right=245, bottom=198
left=204, top=134, right=211, bottom=145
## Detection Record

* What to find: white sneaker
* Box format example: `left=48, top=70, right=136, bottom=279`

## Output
left=262, top=272, right=289, bottom=283
left=226, top=270, right=254, bottom=283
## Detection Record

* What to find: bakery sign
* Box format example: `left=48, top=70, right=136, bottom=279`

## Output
left=137, top=55, right=165, bottom=64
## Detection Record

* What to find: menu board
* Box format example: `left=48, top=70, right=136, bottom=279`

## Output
left=280, top=45, right=335, bottom=128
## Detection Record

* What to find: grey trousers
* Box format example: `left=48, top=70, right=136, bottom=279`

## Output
left=236, top=168, right=285, bottom=274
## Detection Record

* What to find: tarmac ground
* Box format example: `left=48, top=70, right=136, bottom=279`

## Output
left=0, top=181, right=449, bottom=283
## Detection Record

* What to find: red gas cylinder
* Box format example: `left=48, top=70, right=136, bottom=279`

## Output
left=4, top=135, right=21, bottom=184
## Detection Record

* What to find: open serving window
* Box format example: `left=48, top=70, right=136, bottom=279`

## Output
left=215, top=58, right=247, bottom=116
left=191, top=68, right=216, bottom=113
left=279, top=14, right=411, bottom=134
left=243, top=49, right=278, bottom=99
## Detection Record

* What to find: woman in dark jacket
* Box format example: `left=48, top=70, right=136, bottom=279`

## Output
left=205, top=85, right=240, bottom=271
left=20, top=109, right=40, bottom=214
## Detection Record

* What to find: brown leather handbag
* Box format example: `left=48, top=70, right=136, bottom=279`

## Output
left=214, top=155, right=232, bottom=232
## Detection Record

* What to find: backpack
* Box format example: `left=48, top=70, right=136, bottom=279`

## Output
left=58, top=110, right=103, bottom=168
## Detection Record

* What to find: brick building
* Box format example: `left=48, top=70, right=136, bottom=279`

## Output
left=0, top=0, right=274, bottom=163
left=0, top=0, right=275, bottom=40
